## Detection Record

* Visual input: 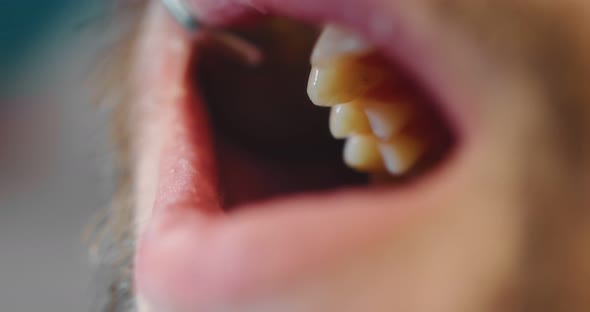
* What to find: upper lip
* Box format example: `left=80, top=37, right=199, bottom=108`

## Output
left=135, top=0, right=468, bottom=310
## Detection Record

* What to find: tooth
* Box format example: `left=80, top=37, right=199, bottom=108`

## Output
left=308, top=24, right=386, bottom=107
left=344, top=135, right=386, bottom=172
left=308, top=24, right=428, bottom=177
left=330, top=103, right=372, bottom=139
left=363, top=97, right=413, bottom=141
left=379, top=134, right=426, bottom=175
left=311, top=24, right=374, bottom=66
left=308, top=58, right=388, bottom=107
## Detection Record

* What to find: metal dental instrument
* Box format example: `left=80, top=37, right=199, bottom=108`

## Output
left=162, top=0, right=264, bottom=65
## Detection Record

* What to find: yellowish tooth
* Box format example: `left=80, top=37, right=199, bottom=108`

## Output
left=379, top=134, right=426, bottom=175
left=330, top=103, right=372, bottom=139
left=344, top=135, right=386, bottom=172
left=308, top=58, right=388, bottom=107
left=308, top=25, right=433, bottom=178
left=363, top=97, right=413, bottom=141
left=311, top=24, right=373, bottom=66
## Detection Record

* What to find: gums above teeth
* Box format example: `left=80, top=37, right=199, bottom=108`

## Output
left=308, top=24, right=435, bottom=177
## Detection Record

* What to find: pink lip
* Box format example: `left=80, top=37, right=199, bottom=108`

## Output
left=135, top=1, right=472, bottom=310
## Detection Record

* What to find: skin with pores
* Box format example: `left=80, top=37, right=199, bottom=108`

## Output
left=99, top=0, right=590, bottom=311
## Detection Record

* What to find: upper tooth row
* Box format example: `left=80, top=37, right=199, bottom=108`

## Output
left=307, top=24, right=426, bottom=176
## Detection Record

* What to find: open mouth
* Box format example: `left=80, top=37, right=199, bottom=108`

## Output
left=198, top=19, right=455, bottom=209
left=136, top=1, right=470, bottom=310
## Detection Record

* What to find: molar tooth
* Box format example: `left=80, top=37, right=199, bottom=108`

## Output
left=311, top=24, right=374, bottom=66
left=344, top=135, right=386, bottom=172
left=308, top=58, right=388, bottom=107
left=379, top=134, right=426, bottom=175
left=363, top=98, right=413, bottom=141
left=330, top=103, right=372, bottom=139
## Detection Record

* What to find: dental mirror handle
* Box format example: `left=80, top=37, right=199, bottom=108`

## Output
left=162, top=0, right=264, bottom=66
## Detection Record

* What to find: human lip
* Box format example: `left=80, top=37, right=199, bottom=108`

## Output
left=134, top=1, right=474, bottom=310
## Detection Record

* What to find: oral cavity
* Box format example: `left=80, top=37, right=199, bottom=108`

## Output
left=308, top=25, right=442, bottom=177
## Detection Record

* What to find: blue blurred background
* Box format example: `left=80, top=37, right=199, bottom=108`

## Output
left=1, top=1, right=75, bottom=87
left=1, top=1, right=121, bottom=311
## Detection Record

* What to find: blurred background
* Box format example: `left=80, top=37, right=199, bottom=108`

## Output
left=1, top=1, right=122, bottom=311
